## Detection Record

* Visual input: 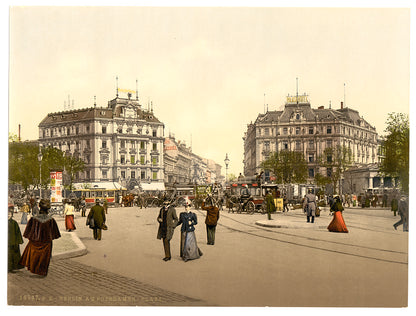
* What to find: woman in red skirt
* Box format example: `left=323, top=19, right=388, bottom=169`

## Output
left=19, top=199, right=61, bottom=276
left=327, top=196, right=349, bottom=233
left=64, top=200, right=76, bottom=232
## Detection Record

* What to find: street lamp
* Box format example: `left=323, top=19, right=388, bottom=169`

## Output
left=38, top=146, right=43, bottom=199
left=224, top=153, right=230, bottom=183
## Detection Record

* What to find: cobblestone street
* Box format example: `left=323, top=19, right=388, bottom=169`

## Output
left=8, top=258, right=204, bottom=306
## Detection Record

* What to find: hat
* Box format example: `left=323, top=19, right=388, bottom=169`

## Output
left=95, top=199, right=100, bottom=204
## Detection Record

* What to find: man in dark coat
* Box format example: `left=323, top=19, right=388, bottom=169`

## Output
left=393, top=195, right=409, bottom=232
left=8, top=207, right=24, bottom=272
left=87, top=199, right=106, bottom=241
left=202, top=195, right=220, bottom=245
left=157, top=200, right=178, bottom=261
left=265, top=190, right=275, bottom=220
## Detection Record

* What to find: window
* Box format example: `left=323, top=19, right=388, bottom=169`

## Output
left=327, top=168, right=332, bottom=177
left=152, top=143, right=157, bottom=151
left=152, top=171, right=157, bottom=180
left=308, top=154, right=314, bottom=163
left=131, top=140, right=135, bottom=148
left=264, top=141, right=270, bottom=151
left=309, top=127, right=314, bottom=135
left=121, top=171, right=125, bottom=179
left=327, top=126, right=332, bottom=134
left=152, top=157, right=157, bottom=165
left=295, top=127, right=300, bottom=135
left=141, top=171, right=146, bottom=179
left=283, top=142, right=288, bottom=150
left=86, top=125, right=90, bottom=133
left=121, top=155, right=125, bottom=164
left=140, top=141, right=145, bottom=150
left=308, top=168, right=314, bottom=178
left=102, top=140, right=107, bottom=148
left=327, top=155, right=332, bottom=163
left=308, top=140, right=314, bottom=149
left=121, top=140, right=125, bottom=148
left=140, top=156, right=145, bottom=165
left=102, top=170, right=107, bottom=179
left=283, top=127, right=288, bottom=135
left=76, top=127, right=79, bottom=135
left=130, top=155, right=135, bottom=164
left=296, top=113, right=300, bottom=120
left=264, top=128, right=269, bottom=136
left=86, top=140, right=90, bottom=149
left=102, top=126, right=107, bottom=134
left=295, top=141, right=301, bottom=150
left=326, top=140, right=332, bottom=148
left=152, top=129, right=157, bottom=137
left=131, top=171, right=136, bottom=179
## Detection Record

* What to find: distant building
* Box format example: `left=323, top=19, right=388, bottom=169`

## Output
left=163, top=135, right=222, bottom=187
left=243, top=94, right=379, bottom=183
left=38, top=90, right=165, bottom=191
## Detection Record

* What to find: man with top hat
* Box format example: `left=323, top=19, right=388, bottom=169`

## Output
left=157, top=197, right=178, bottom=261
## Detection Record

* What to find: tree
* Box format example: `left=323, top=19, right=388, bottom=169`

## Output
left=227, top=173, right=237, bottom=182
left=380, top=113, right=409, bottom=194
left=315, top=145, right=353, bottom=195
left=9, top=142, right=85, bottom=192
left=260, top=150, right=308, bottom=184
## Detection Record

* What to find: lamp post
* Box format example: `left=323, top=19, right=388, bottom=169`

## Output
left=38, top=146, right=43, bottom=199
left=224, top=153, right=230, bottom=183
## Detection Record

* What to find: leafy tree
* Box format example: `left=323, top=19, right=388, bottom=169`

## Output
left=9, top=142, right=85, bottom=192
left=227, top=173, right=237, bottom=182
left=260, top=150, right=308, bottom=184
left=315, top=145, right=353, bottom=194
left=9, top=133, right=19, bottom=143
left=379, top=113, right=409, bottom=194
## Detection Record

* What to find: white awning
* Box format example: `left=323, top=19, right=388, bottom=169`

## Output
left=73, top=182, right=127, bottom=190
left=140, top=182, right=166, bottom=191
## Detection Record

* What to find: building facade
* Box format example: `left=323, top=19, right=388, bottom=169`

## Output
left=38, top=92, right=165, bottom=190
left=163, top=136, right=222, bottom=187
left=243, top=94, right=379, bottom=182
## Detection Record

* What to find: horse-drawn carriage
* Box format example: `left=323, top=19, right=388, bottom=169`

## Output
left=225, top=181, right=281, bottom=214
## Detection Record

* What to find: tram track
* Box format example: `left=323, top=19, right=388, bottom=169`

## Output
left=195, top=209, right=408, bottom=266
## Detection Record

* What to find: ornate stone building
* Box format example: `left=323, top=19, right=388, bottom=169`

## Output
left=243, top=94, right=379, bottom=182
left=38, top=91, right=165, bottom=190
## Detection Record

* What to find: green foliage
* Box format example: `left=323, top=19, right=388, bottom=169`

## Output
left=380, top=113, right=409, bottom=193
left=8, top=133, right=19, bottom=143
left=260, top=150, right=308, bottom=184
left=8, top=142, right=85, bottom=192
left=315, top=145, right=353, bottom=194
left=227, top=173, right=237, bottom=182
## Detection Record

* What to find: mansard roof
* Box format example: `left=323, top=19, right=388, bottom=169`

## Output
left=254, top=102, right=376, bottom=132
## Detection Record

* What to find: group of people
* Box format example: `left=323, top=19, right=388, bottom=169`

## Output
left=156, top=194, right=220, bottom=262
left=8, top=197, right=108, bottom=276
left=303, top=188, right=348, bottom=233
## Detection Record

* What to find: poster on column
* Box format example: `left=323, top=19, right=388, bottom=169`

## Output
left=50, top=171, right=63, bottom=203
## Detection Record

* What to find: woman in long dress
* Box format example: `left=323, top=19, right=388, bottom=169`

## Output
left=177, top=200, right=202, bottom=262
left=64, top=200, right=76, bottom=232
left=19, top=199, right=61, bottom=276
left=327, top=196, right=349, bottom=233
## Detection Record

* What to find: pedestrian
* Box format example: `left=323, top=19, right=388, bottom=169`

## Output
left=32, top=198, right=40, bottom=216
left=327, top=196, right=348, bottom=233
left=64, top=200, right=76, bottom=232
left=19, top=199, right=61, bottom=276
left=391, top=195, right=399, bottom=216
left=283, top=193, right=289, bottom=212
left=157, top=198, right=178, bottom=261
left=87, top=199, right=107, bottom=241
left=103, top=198, right=108, bottom=214
left=265, top=190, right=275, bottom=220
left=177, top=199, right=203, bottom=262
left=303, top=188, right=317, bottom=223
left=20, top=202, right=30, bottom=225
left=393, top=195, right=409, bottom=232
left=202, top=195, right=220, bottom=245
left=80, top=196, right=86, bottom=217
left=8, top=206, right=24, bottom=273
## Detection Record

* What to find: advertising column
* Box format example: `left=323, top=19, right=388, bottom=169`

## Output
left=50, top=171, right=63, bottom=203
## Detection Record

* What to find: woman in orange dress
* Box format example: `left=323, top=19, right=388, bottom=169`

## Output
left=19, top=199, right=61, bottom=276
left=327, top=196, right=348, bottom=233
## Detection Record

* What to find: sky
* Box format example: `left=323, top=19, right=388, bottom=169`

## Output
left=7, top=4, right=411, bottom=177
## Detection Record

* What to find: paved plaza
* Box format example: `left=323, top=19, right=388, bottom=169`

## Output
left=8, top=205, right=409, bottom=307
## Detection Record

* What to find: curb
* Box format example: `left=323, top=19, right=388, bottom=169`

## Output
left=53, top=232, right=88, bottom=260
left=255, top=220, right=327, bottom=229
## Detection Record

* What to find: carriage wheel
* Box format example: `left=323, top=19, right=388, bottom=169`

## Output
left=260, top=201, right=267, bottom=214
left=247, top=201, right=255, bottom=214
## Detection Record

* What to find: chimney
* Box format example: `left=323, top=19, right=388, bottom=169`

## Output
left=341, top=101, right=344, bottom=109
